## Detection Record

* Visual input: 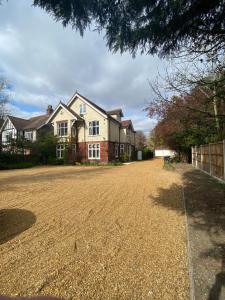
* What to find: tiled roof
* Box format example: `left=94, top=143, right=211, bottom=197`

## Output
left=73, top=92, right=121, bottom=124
left=0, top=119, right=4, bottom=129
left=9, top=116, right=30, bottom=129
left=23, top=115, right=49, bottom=130
left=107, top=108, right=124, bottom=117
left=60, top=102, right=83, bottom=120
left=121, top=120, right=132, bottom=127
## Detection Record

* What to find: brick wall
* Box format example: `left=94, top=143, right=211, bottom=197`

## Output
left=76, top=141, right=114, bottom=162
left=75, top=141, right=134, bottom=163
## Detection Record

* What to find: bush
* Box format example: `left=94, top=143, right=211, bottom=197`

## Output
left=0, top=162, right=34, bottom=170
left=142, top=147, right=154, bottom=160
left=120, top=153, right=130, bottom=162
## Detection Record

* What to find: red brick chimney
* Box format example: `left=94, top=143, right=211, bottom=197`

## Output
left=47, top=105, right=53, bottom=115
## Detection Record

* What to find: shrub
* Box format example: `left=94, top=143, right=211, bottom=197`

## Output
left=120, top=152, right=130, bottom=162
left=142, top=147, right=154, bottom=160
left=0, top=162, right=34, bottom=170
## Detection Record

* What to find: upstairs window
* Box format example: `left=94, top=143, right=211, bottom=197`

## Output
left=5, top=132, right=12, bottom=142
left=89, top=121, right=99, bottom=135
left=25, top=131, right=33, bottom=141
left=80, top=103, right=86, bottom=114
left=57, top=121, right=68, bottom=136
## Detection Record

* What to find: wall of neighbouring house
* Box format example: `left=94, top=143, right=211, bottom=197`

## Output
left=1, top=119, right=17, bottom=144
left=109, top=119, right=120, bottom=142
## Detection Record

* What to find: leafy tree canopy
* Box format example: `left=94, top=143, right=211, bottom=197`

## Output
left=33, top=0, right=225, bottom=56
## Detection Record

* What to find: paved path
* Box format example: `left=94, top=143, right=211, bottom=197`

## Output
left=177, top=164, right=225, bottom=300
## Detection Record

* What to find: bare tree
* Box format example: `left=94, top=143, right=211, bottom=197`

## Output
left=0, top=78, right=10, bottom=119
left=148, top=52, right=225, bottom=133
left=135, top=130, right=147, bottom=150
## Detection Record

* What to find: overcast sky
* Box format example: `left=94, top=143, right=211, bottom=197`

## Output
left=0, top=0, right=165, bottom=134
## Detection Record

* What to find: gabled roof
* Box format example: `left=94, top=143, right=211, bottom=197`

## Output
left=107, top=108, right=124, bottom=117
left=68, top=92, right=121, bottom=124
left=46, top=102, right=83, bottom=124
left=0, top=113, right=51, bottom=132
left=8, top=116, right=30, bottom=129
left=121, top=119, right=135, bottom=132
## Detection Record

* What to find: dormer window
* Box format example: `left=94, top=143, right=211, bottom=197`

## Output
left=57, top=121, right=68, bottom=136
left=80, top=103, right=86, bottom=114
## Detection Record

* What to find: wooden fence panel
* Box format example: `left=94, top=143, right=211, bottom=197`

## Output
left=192, top=140, right=225, bottom=182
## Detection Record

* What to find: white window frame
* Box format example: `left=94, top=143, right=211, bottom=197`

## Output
left=89, top=121, right=99, bottom=136
left=88, top=143, right=100, bottom=159
left=25, top=131, right=33, bottom=141
left=120, top=143, right=124, bottom=155
left=5, top=131, right=12, bottom=142
left=56, top=144, right=65, bottom=159
left=80, top=103, right=86, bottom=114
left=57, top=121, right=68, bottom=137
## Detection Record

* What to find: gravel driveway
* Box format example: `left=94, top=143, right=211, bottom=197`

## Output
left=0, top=159, right=189, bottom=299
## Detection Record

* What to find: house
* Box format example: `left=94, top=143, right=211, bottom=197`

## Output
left=0, top=105, right=53, bottom=149
left=154, top=147, right=176, bottom=157
left=46, top=92, right=136, bottom=162
left=0, top=92, right=136, bottom=162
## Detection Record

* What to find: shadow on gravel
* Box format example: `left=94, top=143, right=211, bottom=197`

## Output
left=0, top=208, right=36, bottom=245
left=151, top=164, right=225, bottom=300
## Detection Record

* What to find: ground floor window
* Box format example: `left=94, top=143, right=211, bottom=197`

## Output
left=88, top=143, right=100, bottom=159
left=56, top=144, right=65, bottom=159
left=120, top=143, right=124, bottom=155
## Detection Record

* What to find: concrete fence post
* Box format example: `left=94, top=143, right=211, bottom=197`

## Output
left=209, top=143, right=212, bottom=176
left=223, top=139, right=225, bottom=181
left=191, top=147, right=193, bottom=165
left=196, top=146, right=198, bottom=168
left=200, top=145, right=203, bottom=171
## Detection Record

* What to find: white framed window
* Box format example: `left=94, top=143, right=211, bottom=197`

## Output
left=88, top=144, right=100, bottom=159
left=89, top=121, right=99, bottom=135
left=57, top=122, right=68, bottom=137
left=25, top=131, right=33, bottom=141
left=115, top=144, right=119, bottom=158
left=5, top=131, right=12, bottom=142
left=120, top=143, right=124, bottom=154
left=56, top=144, right=65, bottom=159
left=80, top=103, right=86, bottom=114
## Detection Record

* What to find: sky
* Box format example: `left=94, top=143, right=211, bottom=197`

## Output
left=0, top=0, right=165, bottom=134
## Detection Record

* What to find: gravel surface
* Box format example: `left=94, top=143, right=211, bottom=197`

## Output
left=0, top=159, right=189, bottom=299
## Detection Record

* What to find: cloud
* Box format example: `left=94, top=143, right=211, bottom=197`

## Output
left=0, top=0, right=164, bottom=133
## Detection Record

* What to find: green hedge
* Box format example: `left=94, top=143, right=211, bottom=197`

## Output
left=0, top=162, right=34, bottom=170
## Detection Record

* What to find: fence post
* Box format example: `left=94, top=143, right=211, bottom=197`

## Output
left=223, top=139, right=225, bottom=181
left=191, top=147, right=193, bottom=165
left=209, top=143, right=212, bottom=176
left=200, top=145, right=203, bottom=170
left=196, top=146, right=198, bottom=168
